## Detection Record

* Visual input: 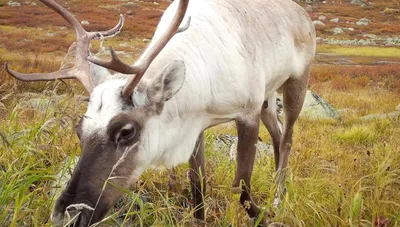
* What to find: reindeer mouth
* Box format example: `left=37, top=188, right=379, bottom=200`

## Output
left=52, top=202, right=98, bottom=227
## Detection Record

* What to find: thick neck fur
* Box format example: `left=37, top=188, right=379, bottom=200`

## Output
left=84, top=0, right=316, bottom=168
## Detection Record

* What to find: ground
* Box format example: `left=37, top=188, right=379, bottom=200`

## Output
left=0, top=0, right=399, bottom=226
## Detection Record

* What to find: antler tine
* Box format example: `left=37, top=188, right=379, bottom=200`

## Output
left=177, top=16, right=191, bottom=33
left=4, top=62, right=75, bottom=81
left=4, top=62, right=93, bottom=91
left=88, top=47, right=143, bottom=74
left=122, top=0, right=189, bottom=97
left=5, top=0, right=125, bottom=93
left=89, top=14, right=125, bottom=40
left=88, top=0, right=190, bottom=98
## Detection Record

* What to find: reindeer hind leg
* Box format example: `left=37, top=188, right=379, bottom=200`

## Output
left=273, top=65, right=311, bottom=207
left=260, top=92, right=283, bottom=171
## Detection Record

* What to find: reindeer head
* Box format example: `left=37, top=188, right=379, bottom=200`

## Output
left=5, top=0, right=190, bottom=225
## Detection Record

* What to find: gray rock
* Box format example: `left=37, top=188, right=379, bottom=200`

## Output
left=278, top=90, right=340, bottom=120
left=318, top=37, right=377, bottom=46
left=356, top=18, right=371, bottom=26
left=300, top=91, right=340, bottom=120
left=119, top=42, right=129, bottom=47
left=304, top=4, right=313, bottom=12
left=121, top=2, right=138, bottom=8
left=214, top=134, right=273, bottom=161
left=46, top=32, right=56, bottom=37
left=347, top=27, right=355, bottom=31
left=385, top=37, right=400, bottom=46
left=361, top=111, right=400, bottom=121
left=313, top=20, right=325, bottom=27
left=318, top=15, right=326, bottom=21
left=81, top=20, right=90, bottom=25
left=330, top=17, right=340, bottom=23
left=331, top=27, right=344, bottom=35
left=363, top=34, right=377, bottom=39
left=350, top=0, right=366, bottom=5
left=7, top=1, right=21, bottom=7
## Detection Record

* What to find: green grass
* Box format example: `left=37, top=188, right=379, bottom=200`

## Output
left=317, top=45, right=400, bottom=58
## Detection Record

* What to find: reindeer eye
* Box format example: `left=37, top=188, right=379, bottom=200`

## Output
left=116, top=124, right=136, bottom=144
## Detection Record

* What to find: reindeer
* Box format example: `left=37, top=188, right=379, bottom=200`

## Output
left=5, top=0, right=316, bottom=225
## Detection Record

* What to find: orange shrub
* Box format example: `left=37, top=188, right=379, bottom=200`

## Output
left=330, top=75, right=355, bottom=91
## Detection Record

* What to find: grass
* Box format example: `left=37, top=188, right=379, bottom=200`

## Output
left=1, top=0, right=400, bottom=226
left=1, top=52, right=400, bottom=227
left=317, top=45, right=400, bottom=58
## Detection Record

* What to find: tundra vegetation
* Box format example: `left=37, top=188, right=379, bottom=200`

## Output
left=0, top=0, right=399, bottom=226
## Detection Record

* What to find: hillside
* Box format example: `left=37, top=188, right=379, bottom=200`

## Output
left=0, top=0, right=399, bottom=226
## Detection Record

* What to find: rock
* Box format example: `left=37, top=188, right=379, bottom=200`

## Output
left=143, top=38, right=150, bottom=43
left=330, top=17, right=340, bottom=23
left=301, top=91, right=340, bottom=120
left=363, top=34, right=377, bottom=39
left=318, top=15, right=326, bottom=21
left=213, top=134, right=274, bottom=161
left=350, top=0, right=366, bottom=5
left=347, top=27, right=354, bottom=31
left=318, top=37, right=377, bottom=46
left=356, top=18, right=371, bottom=26
left=331, top=27, right=344, bottom=35
left=277, top=90, right=340, bottom=120
left=46, top=32, right=56, bottom=37
left=385, top=37, right=400, bottom=46
left=119, top=42, right=129, bottom=47
left=396, top=104, right=400, bottom=111
left=121, top=2, right=138, bottom=8
left=304, top=4, right=312, bottom=12
left=312, top=20, right=325, bottom=27
left=7, top=1, right=21, bottom=7
left=81, top=20, right=90, bottom=25
left=361, top=111, right=400, bottom=121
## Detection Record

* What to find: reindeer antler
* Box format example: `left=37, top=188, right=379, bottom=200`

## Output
left=4, top=0, right=124, bottom=93
left=88, top=0, right=190, bottom=98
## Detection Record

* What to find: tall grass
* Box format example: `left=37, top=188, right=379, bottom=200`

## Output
left=1, top=0, right=400, bottom=226
left=1, top=52, right=400, bottom=226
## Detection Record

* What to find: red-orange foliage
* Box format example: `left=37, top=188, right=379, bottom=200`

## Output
left=310, top=64, right=400, bottom=93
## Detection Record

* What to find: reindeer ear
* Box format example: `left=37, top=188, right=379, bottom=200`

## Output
left=146, top=60, right=186, bottom=104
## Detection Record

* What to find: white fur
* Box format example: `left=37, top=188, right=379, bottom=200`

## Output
left=82, top=79, right=127, bottom=137
left=82, top=0, right=316, bottom=170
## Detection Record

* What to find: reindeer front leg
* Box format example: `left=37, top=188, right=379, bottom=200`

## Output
left=233, top=115, right=267, bottom=225
left=189, top=132, right=206, bottom=221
